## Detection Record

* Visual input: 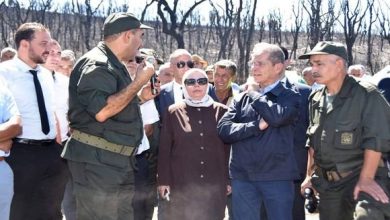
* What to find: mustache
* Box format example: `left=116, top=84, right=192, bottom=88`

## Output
left=312, top=72, right=321, bottom=78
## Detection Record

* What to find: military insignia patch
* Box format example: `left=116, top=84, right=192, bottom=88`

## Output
left=341, top=132, right=353, bottom=145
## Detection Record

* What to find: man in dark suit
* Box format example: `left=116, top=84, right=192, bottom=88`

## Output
left=155, top=49, right=193, bottom=121
left=261, top=47, right=311, bottom=220
left=281, top=47, right=311, bottom=220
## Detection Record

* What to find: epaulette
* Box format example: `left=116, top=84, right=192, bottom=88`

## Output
left=93, top=55, right=108, bottom=67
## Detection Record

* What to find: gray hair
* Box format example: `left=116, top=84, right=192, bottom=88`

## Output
left=1, top=47, right=17, bottom=57
left=214, top=59, right=237, bottom=77
left=169, top=49, right=191, bottom=63
left=348, top=64, right=366, bottom=75
left=251, top=43, right=285, bottom=65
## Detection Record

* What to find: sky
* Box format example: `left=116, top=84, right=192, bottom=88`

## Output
left=126, top=0, right=296, bottom=20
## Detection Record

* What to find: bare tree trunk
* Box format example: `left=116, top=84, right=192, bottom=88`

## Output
left=244, top=0, right=258, bottom=80
left=366, top=0, right=377, bottom=74
left=291, top=0, right=303, bottom=59
left=154, top=0, right=206, bottom=49
left=339, top=0, right=368, bottom=65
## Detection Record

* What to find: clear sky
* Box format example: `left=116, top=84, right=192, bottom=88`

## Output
left=125, top=0, right=297, bottom=23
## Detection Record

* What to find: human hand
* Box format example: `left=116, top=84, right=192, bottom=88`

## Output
left=354, top=177, right=389, bottom=203
left=135, top=59, right=155, bottom=86
left=300, top=176, right=316, bottom=196
left=0, top=139, right=13, bottom=152
left=259, top=118, right=269, bottom=130
left=144, top=124, right=154, bottom=137
left=227, top=185, right=232, bottom=195
left=158, top=185, right=171, bottom=200
left=138, top=81, right=160, bottom=102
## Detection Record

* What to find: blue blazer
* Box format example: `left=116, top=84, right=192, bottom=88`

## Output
left=155, top=81, right=175, bottom=122
left=218, top=81, right=301, bottom=181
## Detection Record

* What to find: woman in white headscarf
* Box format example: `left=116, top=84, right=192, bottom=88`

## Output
left=157, top=68, right=230, bottom=220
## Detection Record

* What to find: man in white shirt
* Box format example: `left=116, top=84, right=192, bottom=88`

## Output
left=0, top=22, right=68, bottom=220
left=42, top=39, right=70, bottom=145
left=42, top=39, right=76, bottom=220
left=125, top=52, right=161, bottom=219
left=0, top=78, right=22, bottom=220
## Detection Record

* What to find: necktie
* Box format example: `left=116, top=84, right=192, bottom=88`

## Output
left=29, top=70, right=50, bottom=134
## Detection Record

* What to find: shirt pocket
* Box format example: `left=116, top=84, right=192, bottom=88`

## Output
left=333, top=122, right=361, bottom=150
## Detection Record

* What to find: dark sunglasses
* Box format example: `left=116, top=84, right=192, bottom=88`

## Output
left=176, top=61, right=194, bottom=69
left=184, top=77, right=208, bottom=86
left=129, top=56, right=144, bottom=64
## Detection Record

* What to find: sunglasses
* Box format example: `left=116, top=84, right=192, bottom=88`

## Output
left=176, top=61, right=194, bottom=69
left=184, top=77, right=208, bottom=86
left=129, top=56, right=144, bottom=64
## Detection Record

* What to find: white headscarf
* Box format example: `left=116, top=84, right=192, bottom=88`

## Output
left=182, top=68, right=214, bottom=107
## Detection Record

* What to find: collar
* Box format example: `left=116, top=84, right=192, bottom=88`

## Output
left=173, top=80, right=182, bottom=89
left=14, top=57, right=43, bottom=73
left=336, top=75, right=356, bottom=99
left=262, top=80, right=282, bottom=96
left=312, top=75, right=354, bottom=102
left=261, top=79, right=280, bottom=94
left=97, top=42, right=126, bottom=70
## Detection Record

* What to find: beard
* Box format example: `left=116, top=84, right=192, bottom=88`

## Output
left=28, top=47, right=48, bottom=64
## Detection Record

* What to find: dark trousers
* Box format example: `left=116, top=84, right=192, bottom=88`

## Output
left=6, top=142, right=68, bottom=220
left=133, top=153, right=157, bottom=220
left=68, top=159, right=136, bottom=220
left=259, top=181, right=304, bottom=220
left=227, top=193, right=233, bottom=220
left=293, top=179, right=306, bottom=220
left=313, top=167, right=390, bottom=220
left=232, top=179, right=294, bottom=220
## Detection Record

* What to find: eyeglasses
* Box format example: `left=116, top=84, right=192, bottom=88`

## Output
left=129, top=56, right=144, bottom=64
left=176, top=61, right=194, bottom=69
left=184, top=77, right=208, bottom=86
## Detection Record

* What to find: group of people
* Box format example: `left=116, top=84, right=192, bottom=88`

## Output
left=0, top=12, right=390, bottom=220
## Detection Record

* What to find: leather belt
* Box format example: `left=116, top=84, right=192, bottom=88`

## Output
left=71, top=129, right=135, bottom=156
left=13, top=138, right=55, bottom=146
left=0, top=157, right=4, bottom=161
left=324, top=170, right=352, bottom=182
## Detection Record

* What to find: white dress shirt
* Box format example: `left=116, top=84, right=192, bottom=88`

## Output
left=52, top=71, right=70, bottom=142
left=137, top=99, right=160, bottom=155
left=173, top=81, right=184, bottom=103
left=0, top=78, right=20, bottom=156
left=0, top=58, right=56, bottom=140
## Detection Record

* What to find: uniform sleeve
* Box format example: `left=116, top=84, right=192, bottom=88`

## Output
left=77, top=65, right=117, bottom=116
left=157, top=110, right=175, bottom=186
left=361, top=90, right=390, bottom=152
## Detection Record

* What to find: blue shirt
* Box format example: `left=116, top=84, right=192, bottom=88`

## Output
left=218, top=81, right=301, bottom=181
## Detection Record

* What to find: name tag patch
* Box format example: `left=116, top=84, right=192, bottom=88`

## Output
left=341, top=132, right=353, bottom=145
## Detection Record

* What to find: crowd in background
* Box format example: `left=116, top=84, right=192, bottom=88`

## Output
left=1, top=12, right=390, bottom=220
